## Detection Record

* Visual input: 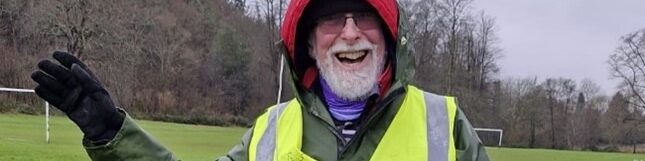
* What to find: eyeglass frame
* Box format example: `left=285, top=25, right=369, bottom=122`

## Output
left=314, top=12, right=382, bottom=34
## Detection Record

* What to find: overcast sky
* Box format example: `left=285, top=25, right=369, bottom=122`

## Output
left=471, top=0, right=645, bottom=95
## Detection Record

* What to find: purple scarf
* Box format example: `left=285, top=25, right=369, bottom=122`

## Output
left=320, top=78, right=376, bottom=121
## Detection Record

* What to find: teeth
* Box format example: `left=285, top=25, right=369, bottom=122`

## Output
left=337, top=51, right=366, bottom=60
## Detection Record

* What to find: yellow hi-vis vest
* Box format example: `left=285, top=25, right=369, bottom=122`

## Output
left=248, top=86, right=457, bottom=161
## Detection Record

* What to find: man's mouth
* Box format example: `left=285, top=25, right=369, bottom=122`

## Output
left=335, top=50, right=369, bottom=64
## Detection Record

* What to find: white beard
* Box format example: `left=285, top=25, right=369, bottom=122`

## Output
left=312, top=39, right=385, bottom=101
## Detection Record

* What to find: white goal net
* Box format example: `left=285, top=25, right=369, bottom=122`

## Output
left=0, top=87, right=51, bottom=143
left=474, top=128, right=503, bottom=147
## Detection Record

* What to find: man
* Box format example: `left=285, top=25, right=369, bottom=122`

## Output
left=31, top=0, right=489, bottom=160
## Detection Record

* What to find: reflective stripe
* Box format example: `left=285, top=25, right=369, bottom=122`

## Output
left=423, top=92, right=449, bottom=161
left=445, top=97, right=458, bottom=161
left=255, top=102, right=290, bottom=161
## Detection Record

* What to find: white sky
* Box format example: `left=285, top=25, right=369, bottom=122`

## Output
left=472, top=0, right=645, bottom=95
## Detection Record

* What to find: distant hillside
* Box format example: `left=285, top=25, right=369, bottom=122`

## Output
left=0, top=0, right=283, bottom=126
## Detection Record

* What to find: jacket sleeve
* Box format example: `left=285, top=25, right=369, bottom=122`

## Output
left=82, top=109, right=256, bottom=161
left=454, top=108, right=490, bottom=161
left=83, top=109, right=179, bottom=161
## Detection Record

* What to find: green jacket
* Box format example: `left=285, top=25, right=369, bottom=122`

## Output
left=83, top=1, right=489, bottom=160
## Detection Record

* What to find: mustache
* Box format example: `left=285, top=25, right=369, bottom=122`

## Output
left=327, top=39, right=376, bottom=54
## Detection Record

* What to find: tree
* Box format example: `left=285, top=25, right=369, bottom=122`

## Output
left=573, top=79, right=605, bottom=149
left=602, top=92, right=631, bottom=144
left=608, top=29, right=645, bottom=152
left=405, top=0, right=502, bottom=129
left=0, top=0, right=281, bottom=125
left=542, top=78, right=577, bottom=148
left=40, top=0, right=103, bottom=59
left=497, top=77, right=548, bottom=147
left=214, top=27, right=252, bottom=116
left=609, top=28, right=645, bottom=112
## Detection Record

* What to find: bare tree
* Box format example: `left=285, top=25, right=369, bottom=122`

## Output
left=574, top=79, right=605, bottom=149
left=497, top=77, right=550, bottom=147
left=40, top=0, right=102, bottom=59
left=608, top=30, right=645, bottom=151
left=609, top=28, right=645, bottom=113
left=472, top=12, right=500, bottom=91
left=542, top=78, right=577, bottom=149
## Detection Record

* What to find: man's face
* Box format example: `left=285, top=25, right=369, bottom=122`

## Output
left=310, top=12, right=387, bottom=101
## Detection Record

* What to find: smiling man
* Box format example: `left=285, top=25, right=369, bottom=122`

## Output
left=31, top=0, right=489, bottom=160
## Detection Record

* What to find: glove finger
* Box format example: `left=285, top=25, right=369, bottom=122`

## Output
left=34, top=85, right=64, bottom=110
left=37, top=60, right=78, bottom=87
left=31, top=71, right=69, bottom=95
left=53, top=51, right=100, bottom=82
left=71, top=64, right=97, bottom=86
left=71, top=64, right=106, bottom=95
left=53, top=51, right=87, bottom=69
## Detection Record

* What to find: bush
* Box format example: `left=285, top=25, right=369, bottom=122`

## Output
left=582, top=145, right=619, bottom=152
left=0, top=101, right=43, bottom=115
left=584, top=145, right=601, bottom=152
left=602, top=145, right=620, bottom=152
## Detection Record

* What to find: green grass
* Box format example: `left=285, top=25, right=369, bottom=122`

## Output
left=2, top=114, right=644, bottom=161
left=0, top=114, right=247, bottom=161
left=487, top=147, right=644, bottom=161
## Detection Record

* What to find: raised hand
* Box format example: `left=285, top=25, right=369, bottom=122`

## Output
left=31, top=51, right=123, bottom=143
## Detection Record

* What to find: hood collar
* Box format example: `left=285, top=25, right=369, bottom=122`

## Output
left=279, top=0, right=409, bottom=102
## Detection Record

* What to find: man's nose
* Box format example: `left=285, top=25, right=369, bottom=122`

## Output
left=339, top=18, right=361, bottom=44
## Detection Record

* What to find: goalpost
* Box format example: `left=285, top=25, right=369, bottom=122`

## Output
left=0, top=87, right=50, bottom=143
left=474, top=128, right=503, bottom=147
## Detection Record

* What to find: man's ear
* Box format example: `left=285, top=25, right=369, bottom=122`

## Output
left=307, top=37, right=316, bottom=59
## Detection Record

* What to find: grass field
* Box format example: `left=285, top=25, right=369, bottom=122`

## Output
left=0, top=114, right=247, bottom=161
left=1, top=114, right=644, bottom=161
left=487, top=147, right=644, bottom=161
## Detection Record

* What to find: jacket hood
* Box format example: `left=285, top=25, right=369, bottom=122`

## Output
left=279, top=0, right=414, bottom=102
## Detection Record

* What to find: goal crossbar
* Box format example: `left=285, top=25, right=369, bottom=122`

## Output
left=0, top=87, right=50, bottom=143
left=474, top=128, right=503, bottom=147
left=0, top=87, right=35, bottom=93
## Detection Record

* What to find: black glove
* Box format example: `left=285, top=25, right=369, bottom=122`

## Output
left=31, top=51, right=124, bottom=143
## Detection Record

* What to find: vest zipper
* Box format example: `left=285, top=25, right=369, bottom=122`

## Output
left=308, top=85, right=405, bottom=160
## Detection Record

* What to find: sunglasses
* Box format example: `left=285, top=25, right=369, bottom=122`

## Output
left=315, top=12, right=381, bottom=34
